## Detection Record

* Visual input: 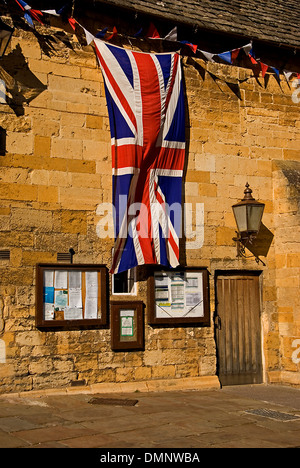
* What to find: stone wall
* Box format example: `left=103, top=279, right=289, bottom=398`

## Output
left=0, top=20, right=299, bottom=393
left=270, top=160, right=300, bottom=386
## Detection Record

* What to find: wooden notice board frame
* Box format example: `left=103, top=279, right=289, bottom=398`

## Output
left=110, top=301, right=144, bottom=351
left=148, top=267, right=210, bottom=326
left=36, top=264, right=108, bottom=329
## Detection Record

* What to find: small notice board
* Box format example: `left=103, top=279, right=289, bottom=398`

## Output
left=110, top=301, right=144, bottom=351
left=148, top=267, right=210, bottom=325
left=36, top=264, right=108, bottom=328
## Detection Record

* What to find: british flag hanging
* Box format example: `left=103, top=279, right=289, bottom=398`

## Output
left=94, top=40, right=186, bottom=274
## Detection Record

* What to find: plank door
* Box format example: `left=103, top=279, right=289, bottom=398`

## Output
left=215, top=274, right=263, bottom=386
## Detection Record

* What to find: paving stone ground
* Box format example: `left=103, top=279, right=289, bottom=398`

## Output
left=0, top=384, right=299, bottom=449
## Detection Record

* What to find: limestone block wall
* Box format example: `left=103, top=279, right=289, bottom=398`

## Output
left=0, top=23, right=299, bottom=393
left=271, top=161, right=300, bottom=386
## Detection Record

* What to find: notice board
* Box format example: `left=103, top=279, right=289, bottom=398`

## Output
left=148, top=267, right=210, bottom=325
left=36, top=264, right=108, bottom=329
left=110, top=301, right=144, bottom=351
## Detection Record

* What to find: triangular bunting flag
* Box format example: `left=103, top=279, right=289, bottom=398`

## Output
left=147, top=23, right=160, bottom=39
left=15, top=0, right=43, bottom=25
left=242, top=42, right=252, bottom=55
left=218, top=51, right=232, bottom=64
left=24, top=11, right=34, bottom=27
left=199, top=50, right=215, bottom=62
left=249, top=53, right=258, bottom=65
left=30, top=10, right=43, bottom=24
left=271, top=67, right=280, bottom=80
left=189, top=44, right=198, bottom=54
left=96, top=27, right=108, bottom=39
left=83, top=28, right=95, bottom=45
left=107, top=26, right=117, bottom=41
left=55, top=3, right=72, bottom=21
left=283, top=70, right=293, bottom=82
left=68, top=17, right=77, bottom=31
left=231, top=48, right=240, bottom=62
left=57, top=4, right=70, bottom=16
left=134, top=27, right=143, bottom=38
left=181, top=41, right=197, bottom=54
left=164, top=26, right=177, bottom=42
left=41, top=10, right=60, bottom=16
left=218, top=47, right=240, bottom=64
left=15, top=0, right=31, bottom=10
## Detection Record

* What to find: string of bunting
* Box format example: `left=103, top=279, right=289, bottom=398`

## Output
left=10, top=0, right=300, bottom=84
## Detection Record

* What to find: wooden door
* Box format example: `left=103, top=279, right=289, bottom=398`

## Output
left=215, top=273, right=263, bottom=386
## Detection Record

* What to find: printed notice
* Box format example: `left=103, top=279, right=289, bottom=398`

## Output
left=85, top=271, right=98, bottom=319
left=186, top=277, right=198, bottom=288
left=44, top=270, right=54, bottom=288
left=44, top=303, right=55, bottom=320
left=186, top=292, right=202, bottom=307
left=85, top=272, right=98, bottom=297
left=69, top=271, right=82, bottom=289
left=64, top=307, right=83, bottom=320
left=171, top=283, right=184, bottom=302
left=120, top=310, right=134, bottom=337
left=69, top=288, right=82, bottom=308
left=43, top=286, right=54, bottom=304
left=85, top=297, right=98, bottom=319
left=121, top=316, right=133, bottom=336
left=54, top=270, right=68, bottom=289
left=54, top=290, right=68, bottom=309
left=155, top=288, right=169, bottom=301
left=155, top=275, right=169, bottom=288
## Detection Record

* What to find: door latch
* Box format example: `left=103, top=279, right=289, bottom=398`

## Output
left=214, top=315, right=221, bottom=330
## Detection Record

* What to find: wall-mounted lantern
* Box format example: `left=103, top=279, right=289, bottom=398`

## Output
left=0, top=19, right=14, bottom=58
left=232, top=183, right=265, bottom=263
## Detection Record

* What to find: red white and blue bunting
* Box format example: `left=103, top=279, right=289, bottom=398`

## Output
left=8, top=0, right=300, bottom=84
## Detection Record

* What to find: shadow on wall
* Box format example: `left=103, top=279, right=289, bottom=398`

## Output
left=281, top=161, right=300, bottom=214
left=0, top=127, right=6, bottom=155
left=186, top=56, right=247, bottom=100
left=186, top=51, right=285, bottom=101
left=246, top=223, right=274, bottom=259
left=0, top=44, right=47, bottom=116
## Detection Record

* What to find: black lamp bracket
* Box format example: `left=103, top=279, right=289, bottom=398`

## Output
left=233, top=231, right=266, bottom=266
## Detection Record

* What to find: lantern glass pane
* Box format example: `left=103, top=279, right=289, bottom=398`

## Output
left=233, top=205, right=247, bottom=233
left=247, top=205, right=264, bottom=233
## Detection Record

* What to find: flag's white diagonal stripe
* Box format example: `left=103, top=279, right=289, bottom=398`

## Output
left=128, top=52, right=144, bottom=147
left=100, top=66, right=137, bottom=138
left=95, top=39, right=135, bottom=109
left=162, top=61, right=182, bottom=142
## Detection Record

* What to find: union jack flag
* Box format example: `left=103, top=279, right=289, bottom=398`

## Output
left=94, top=40, right=185, bottom=273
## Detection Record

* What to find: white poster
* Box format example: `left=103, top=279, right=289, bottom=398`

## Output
left=54, top=270, right=68, bottom=289
left=154, top=271, right=204, bottom=318
left=85, top=271, right=98, bottom=319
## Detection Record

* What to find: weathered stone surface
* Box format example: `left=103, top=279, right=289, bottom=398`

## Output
left=0, top=16, right=299, bottom=395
